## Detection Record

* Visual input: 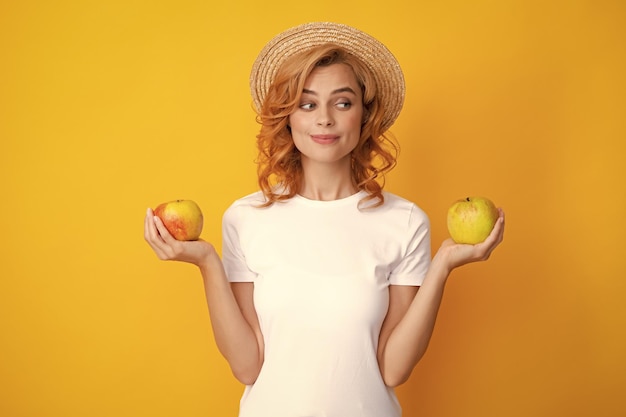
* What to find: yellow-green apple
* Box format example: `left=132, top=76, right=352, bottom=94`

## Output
left=447, top=197, right=498, bottom=244
left=153, top=199, right=203, bottom=241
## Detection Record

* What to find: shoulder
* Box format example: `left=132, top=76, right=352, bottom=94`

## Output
left=381, top=191, right=417, bottom=209
left=223, top=191, right=267, bottom=224
left=379, top=191, right=429, bottom=224
left=227, top=190, right=267, bottom=209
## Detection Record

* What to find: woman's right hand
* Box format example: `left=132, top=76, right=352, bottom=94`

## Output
left=144, top=208, right=216, bottom=269
left=145, top=209, right=263, bottom=384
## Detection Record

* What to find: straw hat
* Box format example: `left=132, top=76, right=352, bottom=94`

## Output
left=250, top=22, right=405, bottom=133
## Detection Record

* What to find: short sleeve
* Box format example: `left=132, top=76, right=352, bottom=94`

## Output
left=388, top=204, right=431, bottom=286
left=221, top=204, right=257, bottom=283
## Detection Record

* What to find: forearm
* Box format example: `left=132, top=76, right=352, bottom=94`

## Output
left=380, top=256, right=451, bottom=387
left=380, top=214, right=506, bottom=387
left=199, top=253, right=262, bottom=384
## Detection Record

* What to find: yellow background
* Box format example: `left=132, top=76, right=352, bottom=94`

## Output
left=1, top=0, right=625, bottom=416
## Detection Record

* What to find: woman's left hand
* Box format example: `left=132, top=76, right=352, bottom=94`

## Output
left=434, top=208, right=506, bottom=273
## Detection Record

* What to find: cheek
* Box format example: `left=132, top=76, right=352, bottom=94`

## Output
left=347, top=112, right=364, bottom=133
left=288, top=113, right=307, bottom=132
left=349, top=105, right=364, bottom=124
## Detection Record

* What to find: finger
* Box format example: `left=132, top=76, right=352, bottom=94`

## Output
left=144, top=208, right=156, bottom=242
left=488, top=210, right=505, bottom=243
left=477, top=211, right=505, bottom=259
left=153, top=215, right=176, bottom=243
left=154, top=216, right=193, bottom=261
left=493, top=209, right=505, bottom=244
left=144, top=209, right=175, bottom=260
left=145, top=208, right=166, bottom=245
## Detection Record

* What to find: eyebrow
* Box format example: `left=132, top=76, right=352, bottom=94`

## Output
left=302, top=87, right=357, bottom=96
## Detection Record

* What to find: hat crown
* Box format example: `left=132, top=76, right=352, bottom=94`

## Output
left=250, top=22, right=405, bottom=133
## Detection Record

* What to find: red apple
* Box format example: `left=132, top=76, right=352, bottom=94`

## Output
left=447, top=197, right=498, bottom=244
left=153, top=199, right=203, bottom=241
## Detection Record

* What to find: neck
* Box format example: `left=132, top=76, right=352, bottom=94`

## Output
left=298, top=159, right=356, bottom=201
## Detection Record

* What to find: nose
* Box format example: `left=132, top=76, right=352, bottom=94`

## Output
left=316, top=107, right=334, bottom=126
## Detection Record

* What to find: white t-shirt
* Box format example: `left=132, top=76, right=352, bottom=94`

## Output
left=222, top=190, right=431, bottom=417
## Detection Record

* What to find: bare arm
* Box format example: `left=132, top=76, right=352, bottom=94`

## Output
left=199, top=260, right=264, bottom=384
left=144, top=209, right=263, bottom=384
left=378, top=209, right=505, bottom=387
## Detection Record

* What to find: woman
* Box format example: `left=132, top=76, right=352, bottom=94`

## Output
left=144, top=22, right=505, bottom=417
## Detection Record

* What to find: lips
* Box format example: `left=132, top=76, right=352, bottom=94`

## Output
left=310, top=134, right=339, bottom=144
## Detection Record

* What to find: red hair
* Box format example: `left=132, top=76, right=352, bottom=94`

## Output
left=255, top=45, right=398, bottom=207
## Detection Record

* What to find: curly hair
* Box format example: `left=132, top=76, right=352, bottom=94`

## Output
left=255, top=44, right=399, bottom=208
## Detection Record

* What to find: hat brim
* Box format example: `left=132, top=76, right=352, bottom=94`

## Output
left=250, top=22, right=405, bottom=133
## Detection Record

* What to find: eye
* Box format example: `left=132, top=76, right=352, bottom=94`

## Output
left=299, top=102, right=315, bottom=110
left=336, top=101, right=352, bottom=109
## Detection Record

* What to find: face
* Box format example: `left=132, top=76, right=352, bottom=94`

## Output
left=288, top=63, right=364, bottom=170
